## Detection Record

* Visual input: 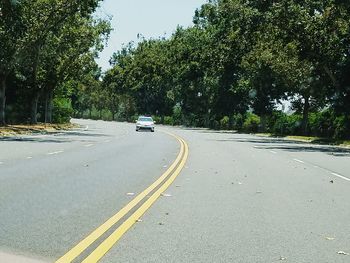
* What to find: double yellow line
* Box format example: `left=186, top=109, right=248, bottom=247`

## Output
left=56, top=133, right=188, bottom=263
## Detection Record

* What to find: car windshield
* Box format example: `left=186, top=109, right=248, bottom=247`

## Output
left=139, top=117, right=153, bottom=122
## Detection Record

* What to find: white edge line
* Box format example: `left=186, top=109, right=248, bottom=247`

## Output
left=293, top=159, right=305, bottom=164
left=270, top=151, right=277, bottom=154
left=85, top=144, right=94, bottom=147
left=331, top=172, right=350, bottom=181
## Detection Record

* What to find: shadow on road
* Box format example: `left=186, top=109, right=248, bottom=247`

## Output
left=213, top=136, right=350, bottom=157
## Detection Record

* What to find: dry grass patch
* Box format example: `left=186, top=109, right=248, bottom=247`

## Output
left=0, top=123, right=79, bottom=136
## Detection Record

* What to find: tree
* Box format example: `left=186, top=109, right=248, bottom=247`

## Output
left=0, top=0, right=24, bottom=125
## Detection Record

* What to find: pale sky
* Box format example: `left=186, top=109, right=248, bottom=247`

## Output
left=95, top=0, right=207, bottom=71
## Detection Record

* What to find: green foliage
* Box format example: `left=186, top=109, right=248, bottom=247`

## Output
left=96, top=0, right=347, bottom=139
left=271, top=112, right=303, bottom=135
left=172, top=104, right=182, bottom=125
left=308, top=110, right=350, bottom=139
left=52, top=98, right=73, bottom=124
left=220, top=116, right=230, bottom=130
left=243, top=113, right=261, bottom=133
left=163, top=116, right=174, bottom=126
left=231, top=113, right=245, bottom=130
left=0, top=0, right=110, bottom=125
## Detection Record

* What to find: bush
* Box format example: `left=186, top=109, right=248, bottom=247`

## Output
left=152, top=115, right=162, bottom=124
left=309, top=111, right=334, bottom=137
left=164, top=116, right=174, bottom=125
left=52, top=98, right=73, bottom=123
left=333, top=115, right=349, bottom=139
left=182, top=113, right=202, bottom=127
left=271, top=112, right=302, bottom=135
left=220, top=116, right=230, bottom=130
left=231, top=113, right=244, bottom=130
left=243, top=113, right=260, bottom=133
left=172, top=104, right=182, bottom=125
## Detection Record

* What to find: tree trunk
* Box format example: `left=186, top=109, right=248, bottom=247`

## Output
left=302, top=95, right=310, bottom=135
left=0, top=75, right=7, bottom=126
left=31, top=91, right=40, bottom=124
left=44, top=89, right=54, bottom=123
left=260, top=114, right=268, bottom=133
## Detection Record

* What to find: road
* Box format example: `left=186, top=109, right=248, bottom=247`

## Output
left=0, top=119, right=350, bottom=262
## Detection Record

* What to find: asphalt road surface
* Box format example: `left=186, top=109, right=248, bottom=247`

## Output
left=0, top=119, right=349, bottom=263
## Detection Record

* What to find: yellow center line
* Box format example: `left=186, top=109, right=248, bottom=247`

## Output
left=82, top=138, right=189, bottom=262
left=55, top=132, right=186, bottom=263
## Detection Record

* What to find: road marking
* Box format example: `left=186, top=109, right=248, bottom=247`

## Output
left=104, top=140, right=111, bottom=143
left=291, top=158, right=350, bottom=182
left=331, top=172, right=350, bottom=181
left=85, top=144, right=94, bottom=147
left=0, top=161, right=3, bottom=165
left=82, top=138, right=189, bottom=263
left=56, top=133, right=188, bottom=263
left=270, top=151, right=277, bottom=154
left=47, top=151, right=64, bottom=155
left=293, top=159, right=305, bottom=164
left=27, top=157, right=33, bottom=159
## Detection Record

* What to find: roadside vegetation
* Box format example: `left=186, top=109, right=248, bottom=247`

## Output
left=1, top=0, right=349, bottom=141
left=0, top=0, right=111, bottom=125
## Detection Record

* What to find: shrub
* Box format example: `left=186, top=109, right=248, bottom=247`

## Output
left=164, top=116, right=174, bottom=126
left=333, top=115, right=349, bottom=139
left=231, top=113, right=244, bottom=130
left=243, top=113, right=260, bottom=133
left=52, top=98, right=73, bottom=124
left=209, top=119, right=220, bottom=130
left=172, top=104, right=182, bottom=125
left=152, top=115, right=162, bottom=124
left=220, top=116, right=230, bottom=130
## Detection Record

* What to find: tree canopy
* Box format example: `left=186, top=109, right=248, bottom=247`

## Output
left=95, top=0, right=349, bottom=138
left=0, top=0, right=110, bottom=125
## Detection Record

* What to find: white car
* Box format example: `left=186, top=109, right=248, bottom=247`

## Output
left=136, top=116, right=155, bottom=132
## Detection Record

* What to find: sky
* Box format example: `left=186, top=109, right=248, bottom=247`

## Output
left=95, top=0, right=207, bottom=71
